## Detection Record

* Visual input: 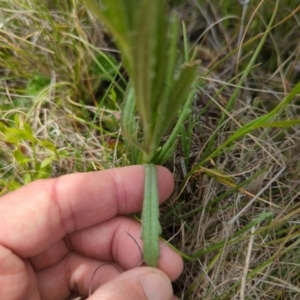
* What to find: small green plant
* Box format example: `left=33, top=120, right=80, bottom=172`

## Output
left=83, top=0, right=199, bottom=266
left=0, top=116, right=59, bottom=189
left=2, top=0, right=300, bottom=298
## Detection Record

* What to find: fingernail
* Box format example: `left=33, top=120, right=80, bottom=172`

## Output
left=141, top=270, right=173, bottom=300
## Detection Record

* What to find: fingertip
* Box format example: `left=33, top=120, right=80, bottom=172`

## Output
left=141, top=268, right=173, bottom=300
left=156, top=165, right=174, bottom=203
left=159, top=243, right=184, bottom=282
left=89, top=267, right=174, bottom=300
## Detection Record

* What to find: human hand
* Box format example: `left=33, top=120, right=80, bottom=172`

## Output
left=0, top=166, right=183, bottom=300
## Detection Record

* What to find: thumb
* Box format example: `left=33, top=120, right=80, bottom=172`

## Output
left=87, top=266, right=177, bottom=300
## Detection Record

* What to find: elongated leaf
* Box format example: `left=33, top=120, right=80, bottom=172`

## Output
left=83, top=0, right=197, bottom=163
left=258, top=120, right=300, bottom=127
left=151, top=61, right=199, bottom=151
left=121, top=84, right=145, bottom=153
left=165, top=61, right=199, bottom=126
left=154, top=88, right=196, bottom=164
left=142, top=163, right=161, bottom=267
left=131, top=0, right=160, bottom=145
left=83, top=0, right=134, bottom=73
left=121, top=84, right=135, bottom=136
left=150, top=14, right=179, bottom=133
left=151, top=13, right=178, bottom=113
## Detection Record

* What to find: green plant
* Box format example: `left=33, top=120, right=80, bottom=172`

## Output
left=0, top=116, right=59, bottom=189
left=83, top=0, right=199, bottom=266
left=2, top=0, right=300, bottom=298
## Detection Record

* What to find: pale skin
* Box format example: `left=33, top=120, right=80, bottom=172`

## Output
left=0, top=165, right=183, bottom=300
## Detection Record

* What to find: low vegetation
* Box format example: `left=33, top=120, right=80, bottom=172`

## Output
left=1, top=0, right=300, bottom=299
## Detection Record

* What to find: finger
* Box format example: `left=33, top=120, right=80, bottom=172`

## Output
left=0, top=244, right=39, bottom=300
left=30, top=217, right=183, bottom=282
left=0, top=165, right=174, bottom=257
left=88, top=267, right=174, bottom=300
left=37, top=256, right=175, bottom=300
left=37, top=252, right=123, bottom=299
left=67, top=216, right=183, bottom=281
left=30, top=240, right=69, bottom=270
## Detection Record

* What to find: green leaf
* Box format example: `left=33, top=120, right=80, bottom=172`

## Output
left=83, top=0, right=198, bottom=163
left=13, top=148, right=26, bottom=164
left=151, top=61, right=199, bottom=151
left=142, top=163, right=161, bottom=267
left=150, top=10, right=174, bottom=112
left=39, top=140, right=58, bottom=153
left=23, top=123, right=36, bottom=143
left=131, top=0, right=161, bottom=143
left=121, top=84, right=145, bottom=154
left=0, top=126, right=34, bottom=144
left=40, top=156, right=56, bottom=169
left=154, top=88, right=196, bottom=164
left=83, top=0, right=134, bottom=71
left=164, top=61, right=199, bottom=129
left=23, top=172, right=32, bottom=184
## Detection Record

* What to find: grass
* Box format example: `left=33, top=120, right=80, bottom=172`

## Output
left=1, top=0, right=300, bottom=299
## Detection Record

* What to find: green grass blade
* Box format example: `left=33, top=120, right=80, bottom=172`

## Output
left=182, top=21, right=189, bottom=63
left=189, top=79, right=300, bottom=174
left=190, top=212, right=273, bottom=258
left=202, top=0, right=279, bottom=159
left=142, top=163, right=162, bottom=267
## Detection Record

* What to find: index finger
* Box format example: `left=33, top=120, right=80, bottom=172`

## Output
left=0, top=165, right=174, bottom=257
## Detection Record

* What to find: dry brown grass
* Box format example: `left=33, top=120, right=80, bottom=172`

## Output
left=1, top=0, right=300, bottom=299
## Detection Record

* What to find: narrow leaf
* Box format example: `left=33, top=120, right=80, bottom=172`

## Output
left=132, top=0, right=159, bottom=143
left=83, top=0, right=133, bottom=72
left=121, top=84, right=145, bottom=153
left=154, top=88, right=196, bottom=164
left=157, top=61, right=199, bottom=142
left=142, top=163, right=162, bottom=267
left=151, top=13, right=178, bottom=114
